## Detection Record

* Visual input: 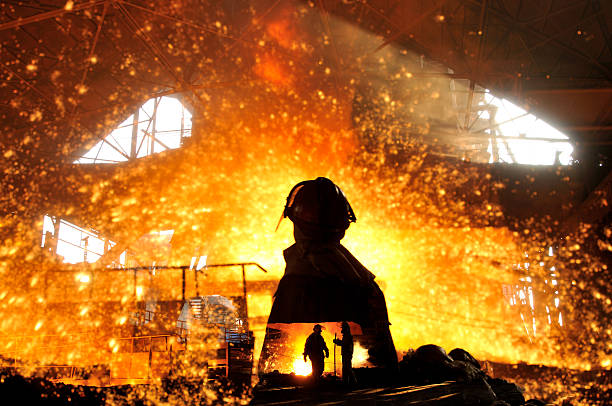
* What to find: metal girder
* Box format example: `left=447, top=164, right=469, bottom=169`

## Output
left=0, top=63, right=54, bottom=105
left=76, top=1, right=110, bottom=96
left=466, top=0, right=612, bottom=80
left=143, top=129, right=173, bottom=152
left=522, top=0, right=589, bottom=25
left=120, top=0, right=233, bottom=39
left=112, top=2, right=181, bottom=86
left=149, top=97, right=159, bottom=155
left=590, top=0, right=612, bottom=60
left=120, top=0, right=302, bottom=71
left=525, top=88, right=612, bottom=94
left=471, top=111, right=531, bottom=134
left=374, top=0, right=455, bottom=52
left=562, top=168, right=612, bottom=233
left=68, top=1, right=111, bottom=130
left=525, top=9, right=599, bottom=54
left=0, top=0, right=106, bottom=32
left=113, top=2, right=210, bottom=112
left=130, top=107, right=139, bottom=160
left=463, top=0, right=489, bottom=129
left=564, top=125, right=612, bottom=132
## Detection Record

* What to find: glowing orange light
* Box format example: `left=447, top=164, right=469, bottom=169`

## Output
left=253, top=55, right=292, bottom=86
left=293, top=358, right=312, bottom=376
left=267, top=20, right=295, bottom=50
left=352, top=342, right=369, bottom=366
left=76, top=273, right=91, bottom=283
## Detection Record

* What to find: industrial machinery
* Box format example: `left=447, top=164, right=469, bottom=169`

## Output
left=0, top=263, right=266, bottom=387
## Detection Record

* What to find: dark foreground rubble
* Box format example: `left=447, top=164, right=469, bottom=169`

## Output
left=1, top=345, right=607, bottom=405
left=488, top=361, right=610, bottom=405
left=396, top=345, right=609, bottom=405
left=252, top=380, right=513, bottom=405
left=397, top=344, right=529, bottom=405
left=0, top=368, right=250, bottom=405
left=252, top=345, right=581, bottom=405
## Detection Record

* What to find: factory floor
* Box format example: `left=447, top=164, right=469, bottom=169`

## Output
left=250, top=380, right=495, bottom=405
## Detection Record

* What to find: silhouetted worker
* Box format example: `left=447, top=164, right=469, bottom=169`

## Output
left=258, top=177, right=398, bottom=377
left=303, top=324, right=329, bottom=380
left=333, top=321, right=357, bottom=385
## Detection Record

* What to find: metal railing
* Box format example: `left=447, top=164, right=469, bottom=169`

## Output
left=42, top=262, right=268, bottom=305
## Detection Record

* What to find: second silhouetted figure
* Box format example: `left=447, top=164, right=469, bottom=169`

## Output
left=333, top=321, right=357, bottom=385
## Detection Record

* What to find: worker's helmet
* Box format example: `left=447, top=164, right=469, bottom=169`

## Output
left=313, top=324, right=323, bottom=333
left=281, top=177, right=356, bottom=232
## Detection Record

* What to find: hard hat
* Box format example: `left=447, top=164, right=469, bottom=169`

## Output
left=280, top=177, right=356, bottom=232
left=341, top=321, right=350, bottom=332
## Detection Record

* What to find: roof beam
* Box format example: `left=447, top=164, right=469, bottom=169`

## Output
left=590, top=0, right=612, bottom=61
left=525, top=88, right=612, bottom=95
left=374, top=0, right=455, bottom=52
left=467, top=0, right=612, bottom=81
left=0, top=1, right=105, bottom=32
left=522, top=0, right=589, bottom=25
left=563, top=125, right=612, bottom=132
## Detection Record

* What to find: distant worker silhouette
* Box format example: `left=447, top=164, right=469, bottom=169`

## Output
left=303, top=324, right=329, bottom=380
left=333, top=321, right=357, bottom=385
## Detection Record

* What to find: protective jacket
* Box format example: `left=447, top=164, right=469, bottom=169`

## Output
left=304, top=332, right=329, bottom=360
left=333, top=333, right=354, bottom=358
left=265, top=225, right=397, bottom=370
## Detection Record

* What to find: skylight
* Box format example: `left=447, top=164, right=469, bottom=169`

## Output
left=75, top=95, right=192, bottom=164
left=42, top=215, right=116, bottom=264
left=480, top=92, right=573, bottom=165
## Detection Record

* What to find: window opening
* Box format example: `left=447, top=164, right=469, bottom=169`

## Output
left=41, top=215, right=115, bottom=264
left=75, top=95, right=192, bottom=164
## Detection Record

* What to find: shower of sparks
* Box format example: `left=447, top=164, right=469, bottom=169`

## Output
left=0, top=0, right=609, bottom=405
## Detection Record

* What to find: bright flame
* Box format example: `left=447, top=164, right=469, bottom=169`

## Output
left=352, top=342, right=369, bottom=367
left=293, top=358, right=312, bottom=376
left=76, top=273, right=91, bottom=283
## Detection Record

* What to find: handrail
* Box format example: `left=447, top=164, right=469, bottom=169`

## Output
left=42, top=262, right=268, bottom=304
left=0, top=332, right=92, bottom=340
left=115, top=334, right=176, bottom=341
left=45, top=262, right=269, bottom=274
left=0, top=333, right=181, bottom=357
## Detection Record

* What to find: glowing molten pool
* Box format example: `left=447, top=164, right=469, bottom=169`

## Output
left=292, top=358, right=312, bottom=376
left=352, top=342, right=369, bottom=367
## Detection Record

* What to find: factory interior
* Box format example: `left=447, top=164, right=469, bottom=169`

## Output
left=0, top=0, right=610, bottom=404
